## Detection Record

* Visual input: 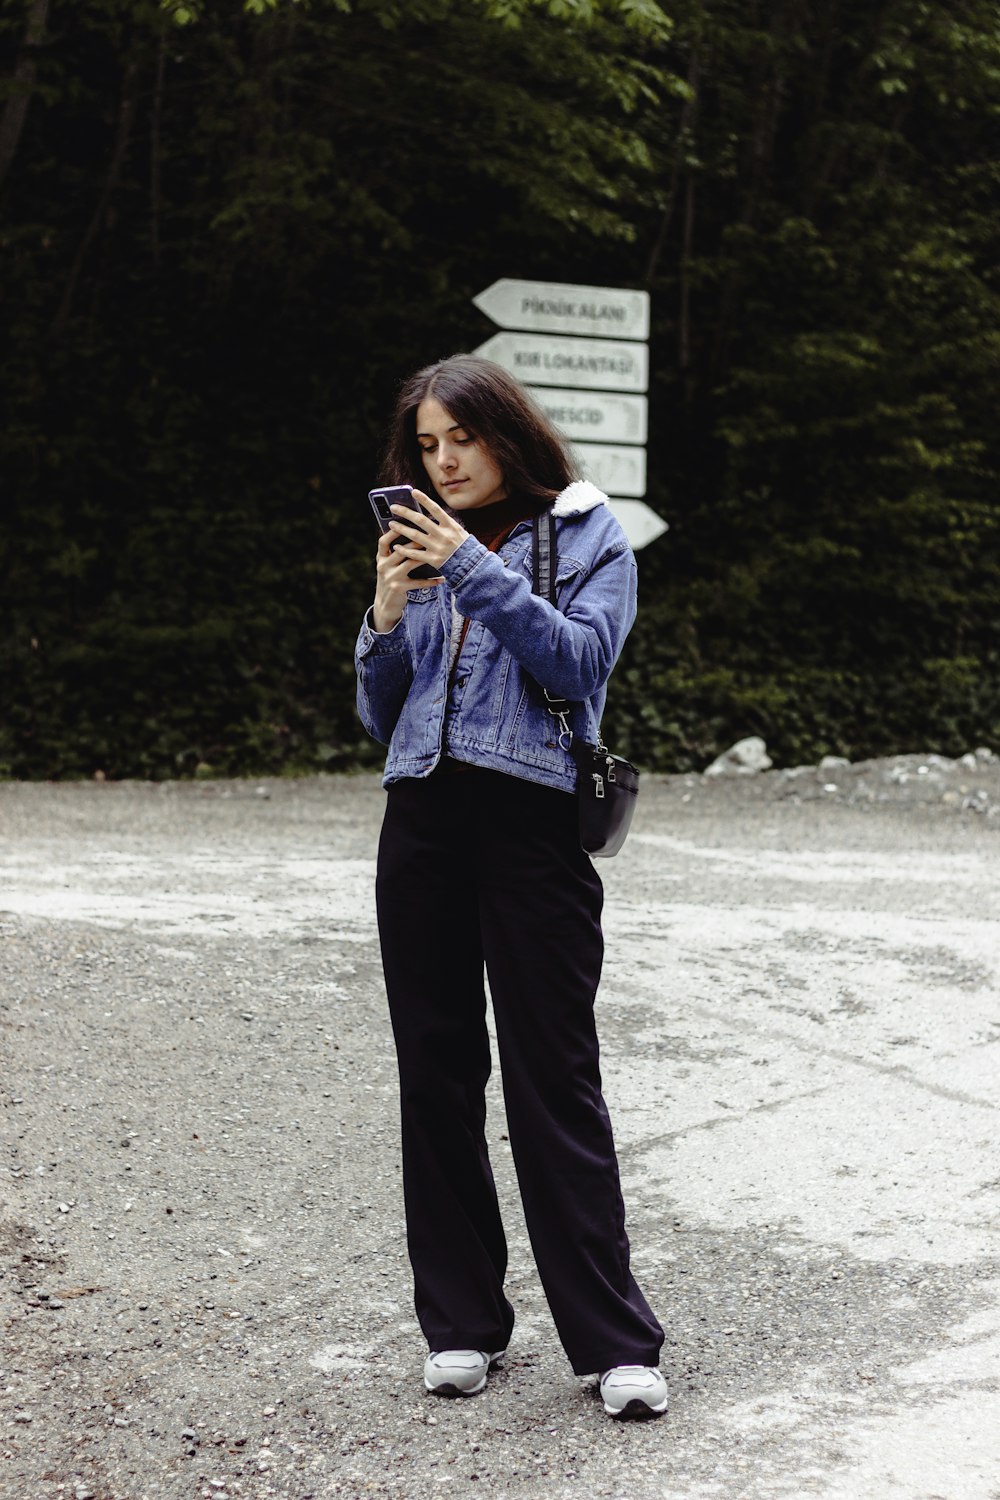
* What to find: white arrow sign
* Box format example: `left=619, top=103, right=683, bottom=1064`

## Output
left=473, top=278, right=650, bottom=341
left=529, top=387, right=647, bottom=445
left=572, top=442, right=647, bottom=498
left=470, top=278, right=667, bottom=549
left=474, top=332, right=648, bottom=392
left=607, top=499, right=669, bottom=550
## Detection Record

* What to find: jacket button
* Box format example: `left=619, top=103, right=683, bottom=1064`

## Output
left=502, top=557, right=509, bottom=566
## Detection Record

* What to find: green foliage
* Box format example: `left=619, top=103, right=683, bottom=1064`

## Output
left=1, top=0, right=998, bottom=779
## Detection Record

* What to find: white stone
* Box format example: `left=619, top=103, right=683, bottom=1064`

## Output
left=703, top=737, right=772, bottom=777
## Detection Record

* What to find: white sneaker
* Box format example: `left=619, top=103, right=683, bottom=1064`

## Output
left=423, top=1349, right=505, bottom=1397
left=599, top=1365, right=669, bottom=1417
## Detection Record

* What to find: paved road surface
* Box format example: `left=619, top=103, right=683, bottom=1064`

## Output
left=1, top=773, right=998, bottom=1499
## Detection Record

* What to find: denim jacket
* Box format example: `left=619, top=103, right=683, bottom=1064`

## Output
left=354, top=480, right=638, bottom=793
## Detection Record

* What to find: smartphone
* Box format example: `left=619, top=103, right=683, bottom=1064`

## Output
left=368, top=485, right=439, bottom=581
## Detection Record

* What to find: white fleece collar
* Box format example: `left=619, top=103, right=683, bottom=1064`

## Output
left=550, top=479, right=609, bottom=518
left=448, top=479, right=607, bottom=649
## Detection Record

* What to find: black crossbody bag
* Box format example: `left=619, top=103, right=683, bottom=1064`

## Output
left=531, top=511, right=640, bottom=858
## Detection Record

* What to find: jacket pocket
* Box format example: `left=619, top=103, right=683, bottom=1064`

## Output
left=500, top=674, right=565, bottom=762
left=517, top=549, right=585, bottom=594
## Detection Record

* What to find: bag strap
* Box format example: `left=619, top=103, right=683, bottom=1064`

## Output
left=532, top=510, right=609, bottom=757
left=532, top=512, right=575, bottom=748
left=532, top=509, right=557, bottom=604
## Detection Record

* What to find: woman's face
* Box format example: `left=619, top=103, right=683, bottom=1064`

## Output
left=415, top=396, right=507, bottom=511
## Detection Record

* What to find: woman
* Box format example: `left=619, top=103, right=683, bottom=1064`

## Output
left=354, top=354, right=666, bottom=1418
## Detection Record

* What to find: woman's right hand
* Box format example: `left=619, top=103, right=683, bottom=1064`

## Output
left=371, top=530, right=442, bottom=634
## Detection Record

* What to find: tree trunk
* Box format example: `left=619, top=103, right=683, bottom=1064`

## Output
left=709, top=4, right=796, bottom=380
left=644, top=42, right=702, bottom=285
left=679, top=169, right=696, bottom=376
left=150, top=24, right=167, bottom=271
left=0, top=0, right=51, bottom=192
left=803, top=0, right=901, bottom=210
left=51, top=53, right=140, bottom=337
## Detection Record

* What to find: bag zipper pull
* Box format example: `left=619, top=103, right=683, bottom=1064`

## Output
left=592, top=773, right=605, bottom=799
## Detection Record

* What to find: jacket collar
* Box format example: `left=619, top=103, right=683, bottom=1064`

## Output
left=550, top=479, right=610, bottom=518
left=488, top=479, right=610, bottom=546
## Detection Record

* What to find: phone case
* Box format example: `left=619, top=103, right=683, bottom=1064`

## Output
left=368, top=487, right=438, bottom=580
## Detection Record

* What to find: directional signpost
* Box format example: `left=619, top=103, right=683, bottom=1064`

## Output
left=472, top=332, right=648, bottom=393
left=473, top=278, right=651, bottom=341
left=601, top=499, right=668, bottom=552
left=532, top=388, right=648, bottom=446
left=567, top=444, right=647, bottom=498
left=472, top=277, right=667, bottom=549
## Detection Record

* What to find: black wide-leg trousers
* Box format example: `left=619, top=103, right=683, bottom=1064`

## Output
left=375, top=766, right=663, bottom=1376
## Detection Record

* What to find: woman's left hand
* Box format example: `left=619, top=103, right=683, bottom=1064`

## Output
left=388, top=489, right=467, bottom=571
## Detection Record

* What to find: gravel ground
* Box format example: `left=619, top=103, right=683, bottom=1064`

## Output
left=1, top=757, right=999, bottom=1500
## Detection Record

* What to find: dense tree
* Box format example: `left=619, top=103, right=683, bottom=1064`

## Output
left=1, top=0, right=997, bottom=778
left=623, top=0, right=1000, bottom=766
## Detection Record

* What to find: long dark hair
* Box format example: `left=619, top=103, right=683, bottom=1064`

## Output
left=381, top=354, right=580, bottom=507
